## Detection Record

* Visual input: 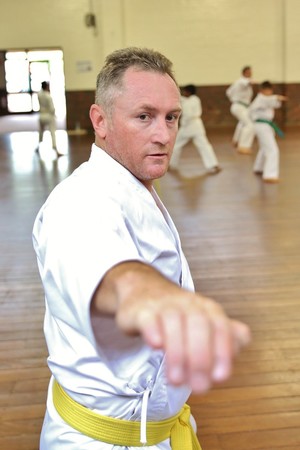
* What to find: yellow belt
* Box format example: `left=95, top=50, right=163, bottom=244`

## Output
left=53, top=380, right=202, bottom=449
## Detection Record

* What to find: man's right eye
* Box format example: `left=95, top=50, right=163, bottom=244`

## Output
left=139, top=114, right=150, bottom=121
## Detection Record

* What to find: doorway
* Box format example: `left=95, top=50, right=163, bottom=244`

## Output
left=0, top=48, right=66, bottom=129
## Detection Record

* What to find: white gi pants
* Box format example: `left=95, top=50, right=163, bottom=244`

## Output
left=253, top=122, right=279, bottom=180
left=231, top=103, right=255, bottom=149
left=39, top=113, right=57, bottom=149
left=170, top=119, right=219, bottom=170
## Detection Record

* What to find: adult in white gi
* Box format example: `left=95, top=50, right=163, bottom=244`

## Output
left=37, top=81, right=62, bottom=156
left=33, top=47, right=251, bottom=450
left=226, top=66, right=255, bottom=154
left=169, top=84, right=221, bottom=174
left=249, top=80, right=287, bottom=183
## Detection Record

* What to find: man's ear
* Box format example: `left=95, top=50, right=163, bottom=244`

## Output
left=89, top=104, right=108, bottom=138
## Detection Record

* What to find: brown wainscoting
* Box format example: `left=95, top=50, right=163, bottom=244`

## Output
left=64, top=83, right=300, bottom=132
left=285, top=83, right=300, bottom=127
left=196, top=84, right=236, bottom=128
left=65, top=90, right=95, bottom=131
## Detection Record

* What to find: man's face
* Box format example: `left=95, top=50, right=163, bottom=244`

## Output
left=98, top=68, right=181, bottom=189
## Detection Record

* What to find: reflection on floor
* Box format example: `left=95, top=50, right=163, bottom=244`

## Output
left=0, top=112, right=66, bottom=133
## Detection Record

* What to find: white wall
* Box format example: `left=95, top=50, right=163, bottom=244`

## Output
left=122, top=0, right=286, bottom=84
left=0, top=0, right=298, bottom=90
left=285, top=0, right=300, bottom=82
left=0, top=0, right=102, bottom=90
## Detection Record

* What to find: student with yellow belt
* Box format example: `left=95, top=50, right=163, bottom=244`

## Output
left=33, top=47, right=251, bottom=450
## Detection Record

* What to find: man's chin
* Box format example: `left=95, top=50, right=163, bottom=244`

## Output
left=149, top=166, right=168, bottom=180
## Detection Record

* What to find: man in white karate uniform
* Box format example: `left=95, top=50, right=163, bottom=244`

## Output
left=33, top=47, right=251, bottom=450
left=226, top=66, right=255, bottom=154
left=37, top=81, right=62, bottom=157
left=169, top=84, right=221, bottom=174
left=249, top=80, right=287, bottom=183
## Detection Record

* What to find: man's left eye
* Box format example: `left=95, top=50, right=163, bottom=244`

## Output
left=166, top=114, right=177, bottom=122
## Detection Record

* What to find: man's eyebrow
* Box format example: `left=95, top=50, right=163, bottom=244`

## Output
left=138, top=104, right=182, bottom=114
left=172, top=107, right=182, bottom=114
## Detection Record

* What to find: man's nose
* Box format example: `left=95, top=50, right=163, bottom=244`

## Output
left=153, top=119, right=171, bottom=145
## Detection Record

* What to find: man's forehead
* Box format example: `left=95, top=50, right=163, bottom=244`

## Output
left=120, top=68, right=180, bottom=105
left=123, top=67, right=178, bottom=90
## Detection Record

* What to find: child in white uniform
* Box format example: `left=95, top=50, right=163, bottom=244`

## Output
left=169, top=84, right=221, bottom=174
left=226, top=66, right=255, bottom=154
left=249, top=81, right=288, bottom=183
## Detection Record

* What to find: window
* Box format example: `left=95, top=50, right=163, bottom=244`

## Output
left=3, top=49, right=66, bottom=117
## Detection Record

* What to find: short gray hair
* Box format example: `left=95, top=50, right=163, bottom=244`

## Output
left=95, top=47, right=178, bottom=113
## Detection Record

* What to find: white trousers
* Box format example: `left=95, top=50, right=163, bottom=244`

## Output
left=253, top=123, right=279, bottom=179
left=170, top=119, right=219, bottom=170
left=39, top=113, right=57, bottom=149
left=230, top=103, right=255, bottom=149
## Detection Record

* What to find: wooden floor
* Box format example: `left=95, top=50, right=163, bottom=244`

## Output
left=0, top=127, right=300, bottom=450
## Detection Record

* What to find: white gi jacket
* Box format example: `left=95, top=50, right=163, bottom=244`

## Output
left=33, top=145, right=194, bottom=449
left=179, top=95, right=202, bottom=128
left=38, top=89, right=55, bottom=122
left=226, top=76, right=253, bottom=105
left=249, top=93, right=281, bottom=121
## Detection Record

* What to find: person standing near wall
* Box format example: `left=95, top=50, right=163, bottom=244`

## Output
left=169, top=84, right=221, bottom=174
left=37, top=81, right=62, bottom=157
left=226, top=66, right=255, bottom=154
